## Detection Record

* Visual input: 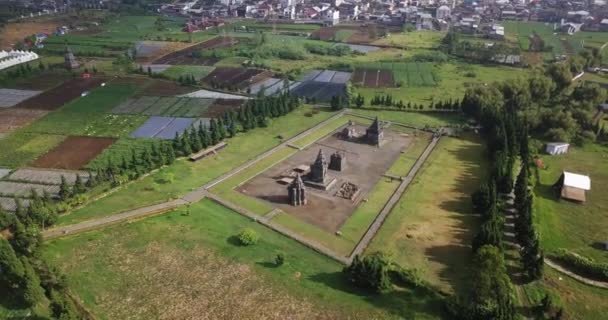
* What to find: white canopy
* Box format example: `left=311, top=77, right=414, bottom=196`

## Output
left=563, top=171, right=591, bottom=190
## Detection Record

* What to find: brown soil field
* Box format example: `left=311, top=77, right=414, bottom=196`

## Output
left=135, top=41, right=192, bottom=64
left=137, top=79, right=197, bottom=96
left=0, top=108, right=48, bottom=133
left=238, top=124, right=411, bottom=232
left=15, top=77, right=104, bottom=110
left=152, top=36, right=238, bottom=65
left=9, top=73, right=73, bottom=90
left=352, top=69, right=395, bottom=88
left=203, top=67, right=270, bottom=89
left=204, top=99, right=243, bottom=118
left=0, top=18, right=65, bottom=49
left=310, top=24, right=386, bottom=44
left=31, top=136, right=116, bottom=169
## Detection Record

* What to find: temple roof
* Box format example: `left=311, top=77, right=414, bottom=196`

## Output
left=313, top=149, right=326, bottom=167
left=368, top=117, right=382, bottom=133
left=290, top=173, right=305, bottom=189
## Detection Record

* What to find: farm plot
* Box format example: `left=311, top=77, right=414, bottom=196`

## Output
left=0, top=108, right=48, bottom=134
left=31, top=136, right=116, bottom=170
left=137, top=80, right=197, bottom=97
left=204, top=99, right=243, bottom=118
left=130, top=116, right=195, bottom=139
left=290, top=81, right=347, bottom=102
left=352, top=69, right=396, bottom=88
left=0, top=181, right=60, bottom=198
left=161, top=65, right=215, bottom=80
left=6, top=168, right=91, bottom=185
left=357, top=62, right=437, bottom=87
left=180, top=89, right=249, bottom=100
left=310, top=25, right=385, bottom=43
left=15, top=78, right=105, bottom=110
left=0, top=88, right=42, bottom=108
left=202, top=67, right=272, bottom=90
left=152, top=36, right=238, bottom=65
left=140, top=64, right=172, bottom=74
left=299, top=69, right=352, bottom=84
left=0, top=197, right=30, bottom=212
left=113, top=96, right=216, bottom=117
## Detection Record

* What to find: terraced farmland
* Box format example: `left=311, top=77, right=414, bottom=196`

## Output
left=112, top=96, right=218, bottom=117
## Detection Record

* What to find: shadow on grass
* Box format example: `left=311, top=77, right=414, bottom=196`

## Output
left=226, top=235, right=242, bottom=246
left=309, top=272, right=447, bottom=319
left=256, top=261, right=279, bottom=269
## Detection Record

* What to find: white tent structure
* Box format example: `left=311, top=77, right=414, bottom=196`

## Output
left=556, top=171, right=591, bottom=202
left=0, top=50, right=39, bottom=71
left=546, top=142, right=570, bottom=155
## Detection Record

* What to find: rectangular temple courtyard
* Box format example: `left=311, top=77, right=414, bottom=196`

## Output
left=237, top=120, right=413, bottom=232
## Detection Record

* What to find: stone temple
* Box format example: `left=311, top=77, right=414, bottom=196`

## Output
left=64, top=47, right=79, bottom=70
left=305, top=149, right=337, bottom=190
left=287, top=174, right=307, bottom=206
left=329, top=151, right=346, bottom=171
left=365, top=117, right=384, bottom=146
left=309, top=149, right=328, bottom=183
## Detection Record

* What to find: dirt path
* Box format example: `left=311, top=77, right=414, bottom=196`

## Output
left=43, top=199, right=187, bottom=240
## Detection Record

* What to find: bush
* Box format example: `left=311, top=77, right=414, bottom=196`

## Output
left=343, top=252, right=392, bottom=293
left=275, top=253, right=285, bottom=266
left=550, top=249, right=608, bottom=281
left=393, top=267, right=425, bottom=288
left=237, top=228, right=260, bottom=246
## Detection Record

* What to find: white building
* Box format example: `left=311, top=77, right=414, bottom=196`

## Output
left=546, top=142, right=570, bottom=155
left=436, top=5, right=450, bottom=20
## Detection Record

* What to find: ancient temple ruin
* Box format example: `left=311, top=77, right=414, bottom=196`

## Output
left=309, top=149, right=328, bottom=183
left=365, top=117, right=384, bottom=146
left=64, top=47, right=79, bottom=70
left=287, top=174, right=307, bottom=206
left=305, top=149, right=336, bottom=190
left=329, top=151, right=346, bottom=171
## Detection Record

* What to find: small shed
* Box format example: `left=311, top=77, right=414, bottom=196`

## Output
left=546, top=142, right=570, bottom=155
left=554, top=171, right=591, bottom=202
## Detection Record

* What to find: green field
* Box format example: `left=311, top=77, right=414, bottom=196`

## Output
left=355, top=62, right=526, bottom=105
left=367, top=136, right=486, bottom=293
left=56, top=107, right=337, bottom=226
left=372, top=31, right=445, bottom=49
left=161, top=65, right=215, bottom=80
left=0, top=132, right=65, bottom=167
left=357, top=61, right=438, bottom=87
left=534, top=143, right=608, bottom=264
left=44, top=199, right=445, bottom=319
left=348, top=109, right=467, bottom=128
left=23, top=83, right=147, bottom=138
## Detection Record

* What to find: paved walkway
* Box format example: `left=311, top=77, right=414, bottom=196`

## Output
left=43, top=199, right=188, bottom=240
left=348, top=135, right=440, bottom=259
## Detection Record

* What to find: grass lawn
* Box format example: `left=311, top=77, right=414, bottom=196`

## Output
left=349, top=108, right=467, bottom=128
left=161, top=65, right=215, bottom=80
left=522, top=268, right=608, bottom=320
left=387, top=133, right=433, bottom=177
left=210, top=146, right=297, bottom=215
left=0, top=133, right=66, bottom=168
left=43, top=199, right=444, bottom=320
left=533, top=143, right=608, bottom=264
left=372, top=31, right=445, bottom=49
left=23, top=83, right=147, bottom=138
left=366, top=135, right=486, bottom=293
left=355, top=62, right=526, bottom=105
left=56, top=107, right=337, bottom=226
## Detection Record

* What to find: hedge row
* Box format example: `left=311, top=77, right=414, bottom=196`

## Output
left=550, top=249, right=608, bottom=282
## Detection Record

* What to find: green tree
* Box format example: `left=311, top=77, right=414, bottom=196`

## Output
left=58, top=175, right=71, bottom=201
left=343, top=252, right=392, bottom=293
